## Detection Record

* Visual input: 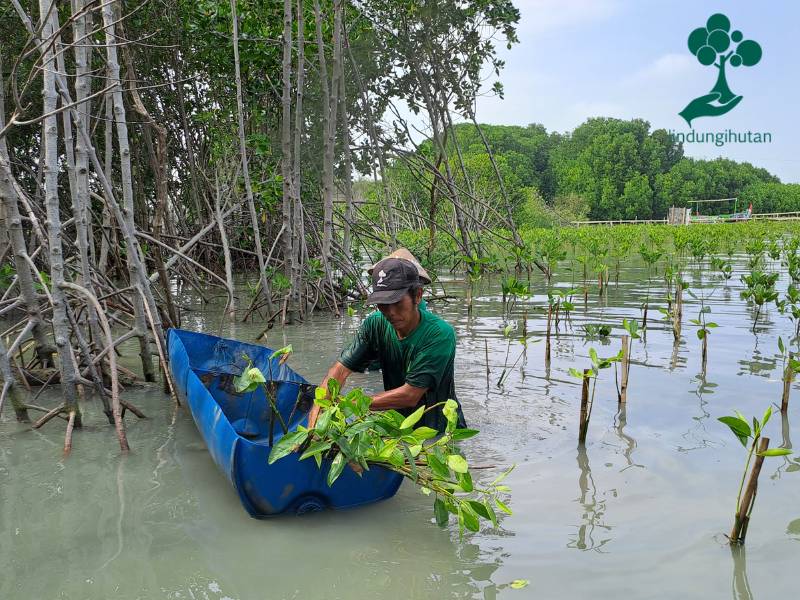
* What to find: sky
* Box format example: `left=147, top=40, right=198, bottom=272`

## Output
left=470, top=0, right=800, bottom=182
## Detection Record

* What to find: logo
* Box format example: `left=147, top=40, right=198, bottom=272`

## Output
left=679, top=13, right=762, bottom=126
left=376, top=269, right=387, bottom=287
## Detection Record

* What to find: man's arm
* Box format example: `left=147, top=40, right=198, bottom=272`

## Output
left=308, top=361, right=353, bottom=428
left=369, top=383, right=427, bottom=410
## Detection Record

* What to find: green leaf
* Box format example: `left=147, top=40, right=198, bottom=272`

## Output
left=326, top=453, right=345, bottom=486
left=269, top=345, right=293, bottom=361
left=466, top=499, right=491, bottom=520
left=412, top=426, right=439, bottom=441
left=494, top=497, right=513, bottom=515
left=568, top=367, right=585, bottom=379
left=447, top=454, right=468, bottom=474
left=299, top=440, right=332, bottom=461
left=589, top=347, right=599, bottom=366
left=442, top=399, right=459, bottom=424
left=450, top=428, right=480, bottom=441
left=268, top=430, right=308, bottom=464
left=461, top=504, right=481, bottom=532
left=458, top=470, right=473, bottom=493
left=427, top=454, right=451, bottom=479
left=400, top=405, right=425, bottom=430
left=761, top=405, right=773, bottom=430
left=759, top=448, right=793, bottom=457
left=718, top=416, right=752, bottom=441
left=491, top=465, right=515, bottom=485
left=779, top=336, right=785, bottom=355
left=510, top=580, right=530, bottom=590
left=434, top=497, right=449, bottom=526
left=315, top=408, right=333, bottom=434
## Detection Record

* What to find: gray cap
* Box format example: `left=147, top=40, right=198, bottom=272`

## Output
left=366, top=258, right=421, bottom=304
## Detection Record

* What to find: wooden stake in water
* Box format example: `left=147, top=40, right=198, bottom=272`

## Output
left=619, top=334, right=630, bottom=404
left=578, top=368, right=591, bottom=444
left=782, top=352, right=794, bottom=414
left=730, top=437, right=769, bottom=545
left=545, top=304, right=552, bottom=367
left=484, top=338, right=490, bottom=389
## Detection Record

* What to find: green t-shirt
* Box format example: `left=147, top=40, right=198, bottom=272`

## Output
left=339, top=308, right=466, bottom=433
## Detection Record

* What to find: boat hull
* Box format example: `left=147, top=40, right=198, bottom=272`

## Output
left=167, top=328, right=403, bottom=517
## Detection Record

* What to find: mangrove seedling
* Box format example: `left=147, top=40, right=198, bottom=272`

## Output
left=638, top=245, right=663, bottom=328
left=582, top=323, right=611, bottom=339
left=776, top=284, right=800, bottom=338
left=234, top=348, right=294, bottom=443
left=268, top=379, right=513, bottom=537
left=777, top=336, right=800, bottom=413
left=618, top=319, right=640, bottom=403
left=570, top=347, right=622, bottom=444
left=740, top=271, right=779, bottom=332
left=718, top=406, right=792, bottom=544
left=686, top=290, right=718, bottom=372
left=501, top=275, right=529, bottom=317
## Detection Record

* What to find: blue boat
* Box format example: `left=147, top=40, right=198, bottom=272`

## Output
left=167, top=328, right=403, bottom=517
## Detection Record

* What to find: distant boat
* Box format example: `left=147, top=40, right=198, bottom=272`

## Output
left=167, top=328, right=403, bottom=517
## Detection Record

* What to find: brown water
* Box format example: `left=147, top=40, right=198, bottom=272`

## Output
left=2, top=258, right=799, bottom=599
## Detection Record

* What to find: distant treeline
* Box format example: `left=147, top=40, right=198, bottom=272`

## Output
left=380, top=118, right=796, bottom=223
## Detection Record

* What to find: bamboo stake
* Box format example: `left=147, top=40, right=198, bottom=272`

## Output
left=782, top=352, right=793, bottom=414
left=484, top=338, right=490, bottom=389
left=578, top=369, right=590, bottom=444
left=730, top=437, right=769, bottom=545
left=619, top=334, right=630, bottom=404
left=545, top=304, right=552, bottom=366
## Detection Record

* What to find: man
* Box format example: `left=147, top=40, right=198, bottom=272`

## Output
left=309, top=250, right=466, bottom=433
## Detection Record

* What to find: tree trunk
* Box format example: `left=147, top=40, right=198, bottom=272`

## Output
left=101, top=0, right=156, bottom=382
left=288, top=0, right=307, bottom=324
left=280, top=0, right=295, bottom=314
left=230, top=0, right=274, bottom=316
left=39, top=0, right=81, bottom=418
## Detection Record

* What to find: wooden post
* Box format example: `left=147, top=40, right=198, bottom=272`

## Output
left=730, top=437, right=769, bottom=545
left=578, top=369, right=590, bottom=444
left=782, top=352, right=793, bottom=414
left=701, top=334, right=708, bottom=373
left=619, top=335, right=630, bottom=404
left=484, top=338, right=490, bottom=389
left=545, top=304, right=552, bottom=366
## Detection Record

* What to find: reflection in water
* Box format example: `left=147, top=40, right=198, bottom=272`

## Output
left=614, top=406, right=643, bottom=471
left=771, top=412, right=794, bottom=480
left=568, top=447, right=611, bottom=552
left=737, top=346, right=778, bottom=378
left=678, top=374, right=717, bottom=453
left=731, top=545, right=753, bottom=600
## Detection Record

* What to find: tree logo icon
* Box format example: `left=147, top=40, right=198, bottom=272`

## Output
left=679, top=13, right=762, bottom=126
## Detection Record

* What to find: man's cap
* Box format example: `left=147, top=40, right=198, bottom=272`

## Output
left=366, top=257, right=421, bottom=305
left=367, top=248, right=432, bottom=284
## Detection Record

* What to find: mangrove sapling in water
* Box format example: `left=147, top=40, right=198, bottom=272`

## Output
left=618, top=319, right=640, bottom=403
left=776, top=285, right=800, bottom=339
left=740, top=271, right=779, bottom=332
left=718, top=406, right=792, bottom=544
left=570, top=348, right=622, bottom=444
left=500, top=275, right=528, bottom=317
left=638, top=245, right=663, bottom=329
left=497, top=324, right=537, bottom=387
left=776, top=336, right=800, bottom=413
left=266, top=379, right=513, bottom=535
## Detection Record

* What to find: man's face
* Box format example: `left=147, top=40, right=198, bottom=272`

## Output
left=377, top=289, right=421, bottom=331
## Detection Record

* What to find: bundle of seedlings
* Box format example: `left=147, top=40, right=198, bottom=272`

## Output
left=234, top=368, right=513, bottom=535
